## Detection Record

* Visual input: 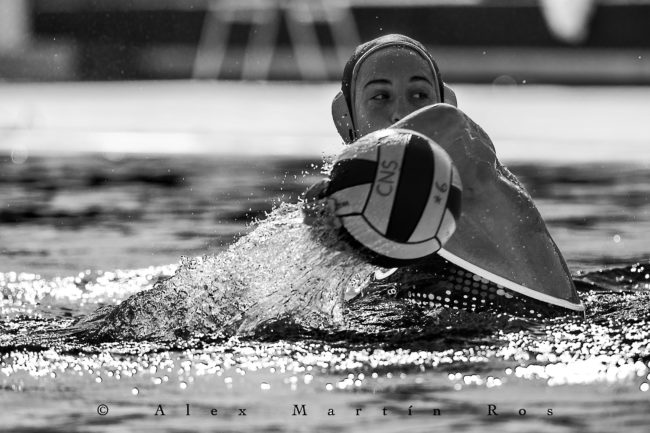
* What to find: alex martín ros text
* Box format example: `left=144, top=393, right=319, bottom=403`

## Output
left=139, top=403, right=554, bottom=417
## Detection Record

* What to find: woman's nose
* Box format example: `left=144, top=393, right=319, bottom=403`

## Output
left=391, top=98, right=410, bottom=123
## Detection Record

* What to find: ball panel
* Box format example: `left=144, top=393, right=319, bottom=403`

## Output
left=337, top=143, right=378, bottom=163
left=437, top=208, right=457, bottom=245
left=407, top=140, right=452, bottom=243
left=448, top=169, right=463, bottom=221
left=327, top=158, right=377, bottom=195
left=341, top=215, right=442, bottom=260
left=363, top=141, right=406, bottom=235
left=385, top=134, right=435, bottom=243
left=451, top=163, right=462, bottom=190
left=330, top=184, right=372, bottom=216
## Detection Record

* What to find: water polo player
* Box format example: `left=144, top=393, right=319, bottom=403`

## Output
left=306, top=34, right=585, bottom=317
left=332, top=34, right=457, bottom=142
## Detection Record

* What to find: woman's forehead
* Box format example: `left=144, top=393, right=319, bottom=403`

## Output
left=355, top=46, right=434, bottom=85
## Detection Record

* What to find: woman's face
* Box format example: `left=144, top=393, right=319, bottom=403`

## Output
left=353, top=47, right=439, bottom=137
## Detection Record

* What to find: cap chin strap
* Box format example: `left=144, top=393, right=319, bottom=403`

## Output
left=331, top=84, right=458, bottom=144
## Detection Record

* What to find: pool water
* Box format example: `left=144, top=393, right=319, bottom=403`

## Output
left=1, top=83, right=650, bottom=433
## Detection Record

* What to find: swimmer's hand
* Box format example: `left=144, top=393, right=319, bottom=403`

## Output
left=302, top=179, right=330, bottom=226
left=302, top=179, right=341, bottom=229
left=304, top=179, right=330, bottom=203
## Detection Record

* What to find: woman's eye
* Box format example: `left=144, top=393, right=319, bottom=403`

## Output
left=371, top=93, right=388, bottom=101
left=412, top=91, right=430, bottom=100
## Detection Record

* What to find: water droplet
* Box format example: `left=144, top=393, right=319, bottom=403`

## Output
left=492, top=75, right=517, bottom=86
left=95, top=377, right=102, bottom=383
left=11, top=146, right=29, bottom=165
left=641, top=383, right=649, bottom=392
left=261, top=382, right=270, bottom=390
left=180, top=382, right=187, bottom=390
left=613, top=234, right=621, bottom=243
left=131, top=387, right=139, bottom=396
left=325, top=383, right=333, bottom=391
left=303, top=374, right=313, bottom=384
left=153, top=377, right=162, bottom=384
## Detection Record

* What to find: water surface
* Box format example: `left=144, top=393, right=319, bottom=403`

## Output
left=1, top=83, right=649, bottom=433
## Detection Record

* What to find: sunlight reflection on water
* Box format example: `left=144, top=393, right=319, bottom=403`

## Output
left=1, top=84, right=649, bottom=432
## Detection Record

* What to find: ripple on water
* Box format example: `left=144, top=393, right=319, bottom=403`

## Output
left=1, top=208, right=650, bottom=431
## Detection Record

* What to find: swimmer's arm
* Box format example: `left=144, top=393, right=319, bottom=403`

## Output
left=302, top=179, right=330, bottom=226
left=392, top=104, right=497, bottom=164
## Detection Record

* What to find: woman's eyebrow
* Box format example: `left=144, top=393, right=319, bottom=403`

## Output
left=410, top=76, right=434, bottom=86
left=363, top=78, right=391, bottom=89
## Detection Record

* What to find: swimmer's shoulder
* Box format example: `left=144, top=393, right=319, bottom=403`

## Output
left=393, top=103, right=496, bottom=160
left=394, top=103, right=479, bottom=136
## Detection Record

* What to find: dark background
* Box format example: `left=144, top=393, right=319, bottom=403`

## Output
left=1, top=0, right=649, bottom=83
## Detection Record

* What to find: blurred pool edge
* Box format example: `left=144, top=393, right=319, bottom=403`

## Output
left=0, top=80, right=649, bottom=165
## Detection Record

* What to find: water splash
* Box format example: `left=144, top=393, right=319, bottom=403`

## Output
left=71, top=203, right=375, bottom=341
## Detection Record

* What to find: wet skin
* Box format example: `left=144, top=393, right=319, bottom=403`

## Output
left=392, top=105, right=581, bottom=306
left=353, top=46, right=441, bottom=137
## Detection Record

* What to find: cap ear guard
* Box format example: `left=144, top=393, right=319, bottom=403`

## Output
left=331, top=84, right=458, bottom=144
left=331, top=91, right=355, bottom=144
left=443, top=83, right=458, bottom=107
